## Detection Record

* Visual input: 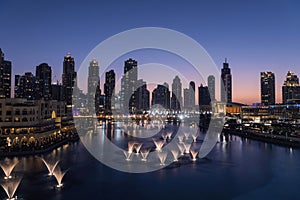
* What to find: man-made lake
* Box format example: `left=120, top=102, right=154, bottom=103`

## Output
left=1, top=123, right=300, bottom=200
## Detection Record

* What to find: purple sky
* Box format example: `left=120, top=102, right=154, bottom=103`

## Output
left=1, top=0, right=300, bottom=104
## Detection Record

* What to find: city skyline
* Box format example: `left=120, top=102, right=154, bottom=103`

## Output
left=3, top=47, right=300, bottom=106
left=1, top=1, right=299, bottom=104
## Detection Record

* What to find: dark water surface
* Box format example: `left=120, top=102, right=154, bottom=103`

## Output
left=1, top=125, right=300, bottom=200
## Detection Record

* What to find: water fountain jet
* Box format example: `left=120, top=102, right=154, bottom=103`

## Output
left=141, top=149, right=150, bottom=161
left=53, top=167, right=67, bottom=188
left=184, top=132, right=190, bottom=140
left=157, top=152, right=167, bottom=166
left=0, top=158, right=19, bottom=180
left=1, top=177, right=21, bottom=200
left=171, top=150, right=179, bottom=162
left=123, top=151, right=132, bottom=161
left=153, top=139, right=164, bottom=152
left=183, top=143, right=191, bottom=154
left=40, top=158, right=59, bottom=176
left=134, top=143, right=143, bottom=154
left=190, top=149, right=198, bottom=161
left=178, top=135, right=184, bottom=143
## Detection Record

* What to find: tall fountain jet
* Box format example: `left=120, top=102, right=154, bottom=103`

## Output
left=0, top=158, right=19, bottom=179
left=53, top=166, right=67, bottom=188
left=1, top=177, right=22, bottom=200
left=40, top=157, right=59, bottom=176
left=157, top=152, right=168, bottom=166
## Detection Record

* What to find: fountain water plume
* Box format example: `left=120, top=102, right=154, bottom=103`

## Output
left=134, top=143, right=143, bottom=154
left=161, top=133, right=167, bottom=142
left=171, top=150, right=179, bottom=162
left=183, top=143, right=191, bottom=154
left=177, top=143, right=185, bottom=155
left=178, top=135, right=184, bottom=143
left=157, top=152, right=168, bottom=166
left=184, top=132, right=190, bottom=140
left=141, top=149, right=150, bottom=161
left=166, top=132, right=172, bottom=140
left=123, top=151, right=132, bottom=161
left=153, top=139, right=165, bottom=152
left=127, top=141, right=135, bottom=154
left=1, top=177, right=21, bottom=200
left=190, top=149, right=198, bottom=161
left=53, top=166, right=67, bottom=188
left=192, top=134, right=198, bottom=143
left=40, top=157, right=59, bottom=176
left=0, top=159, right=19, bottom=179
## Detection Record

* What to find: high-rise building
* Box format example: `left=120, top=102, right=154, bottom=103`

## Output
left=87, top=59, right=101, bottom=114
left=135, top=79, right=150, bottom=113
left=14, top=72, right=37, bottom=100
left=104, top=70, right=115, bottom=112
left=0, top=48, right=12, bottom=98
left=171, top=76, right=182, bottom=111
left=62, top=53, right=77, bottom=116
left=120, top=58, right=138, bottom=113
left=51, top=81, right=63, bottom=101
left=207, top=75, right=215, bottom=101
left=36, top=63, right=52, bottom=100
left=221, top=59, right=232, bottom=103
left=183, top=81, right=195, bottom=110
left=198, top=84, right=211, bottom=106
left=282, top=71, right=300, bottom=104
left=152, top=83, right=170, bottom=110
left=261, top=72, right=275, bottom=106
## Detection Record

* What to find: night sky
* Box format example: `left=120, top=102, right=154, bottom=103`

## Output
left=1, top=0, right=299, bottom=104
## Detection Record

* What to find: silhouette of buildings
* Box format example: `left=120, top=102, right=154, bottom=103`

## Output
left=261, top=71, right=275, bottom=106
left=282, top=71, right=300, bottom=104
left=221, top=59, right=232, bottom=104
left=0, top=48, right=12, bottom=98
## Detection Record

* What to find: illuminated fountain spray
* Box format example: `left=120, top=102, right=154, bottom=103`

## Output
left=134, top=143, right=143, bottom=154
left=127, top=141, right=135, bottom=154
left=123, top=151, right=132, bottom=161
left=177, top=143, right=185, bottom=156
left=1, top=177, right=21, bottom=200
left=157, top=152, right=168, bottom=166
left=161, top=133, right=167, bottom=142
left=178, top=135, right=184, bottom=143
left=171, top=150, right=179, bottom=162
left=184, top=132, right=190, bottom=140
left=41, top=158, right=59, bottom=176
left=53, top=166, right=67, bottom=188
left=166, top=132, right=172, bottom=140
left=192, top=134, right=198, bottom=143
left=153, top=140, right=165, bottom=152
left=0, top=159, right=18, bottom=180
left=190, top=149, right=198, bottom=161
left=141, top=149, right=150, bottom=161
left=183, top=143, right=191, bottom=154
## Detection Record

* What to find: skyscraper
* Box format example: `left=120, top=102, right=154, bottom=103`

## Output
left=87, top=59, right=100, bottom=114
left=62, top=53, right=77, bottom=117
left=120, top=58, right=138, bottom=113
left=261, top=72, right=275, bottom=106
left=207, top=75, right=215, bottom=101
left=198, top=84, right=211, bottom=106
left=104, top=70, right=115, bottom=112
left=152, top=83, right=170, bottom=110
left=221, top=59, right=232, bottom=104
left=0, top=48, right=12, bottom=98
left=183, top=81, right=195, bottom=110
left=135, top=79, right=150, bottom=113
left=282, top=71, right=300, bottom=104
left=171, top=76, right=182, bottom=111
left=14, top=72, right=37, bottom=100
left=36, top=63, right=52, bottom=100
